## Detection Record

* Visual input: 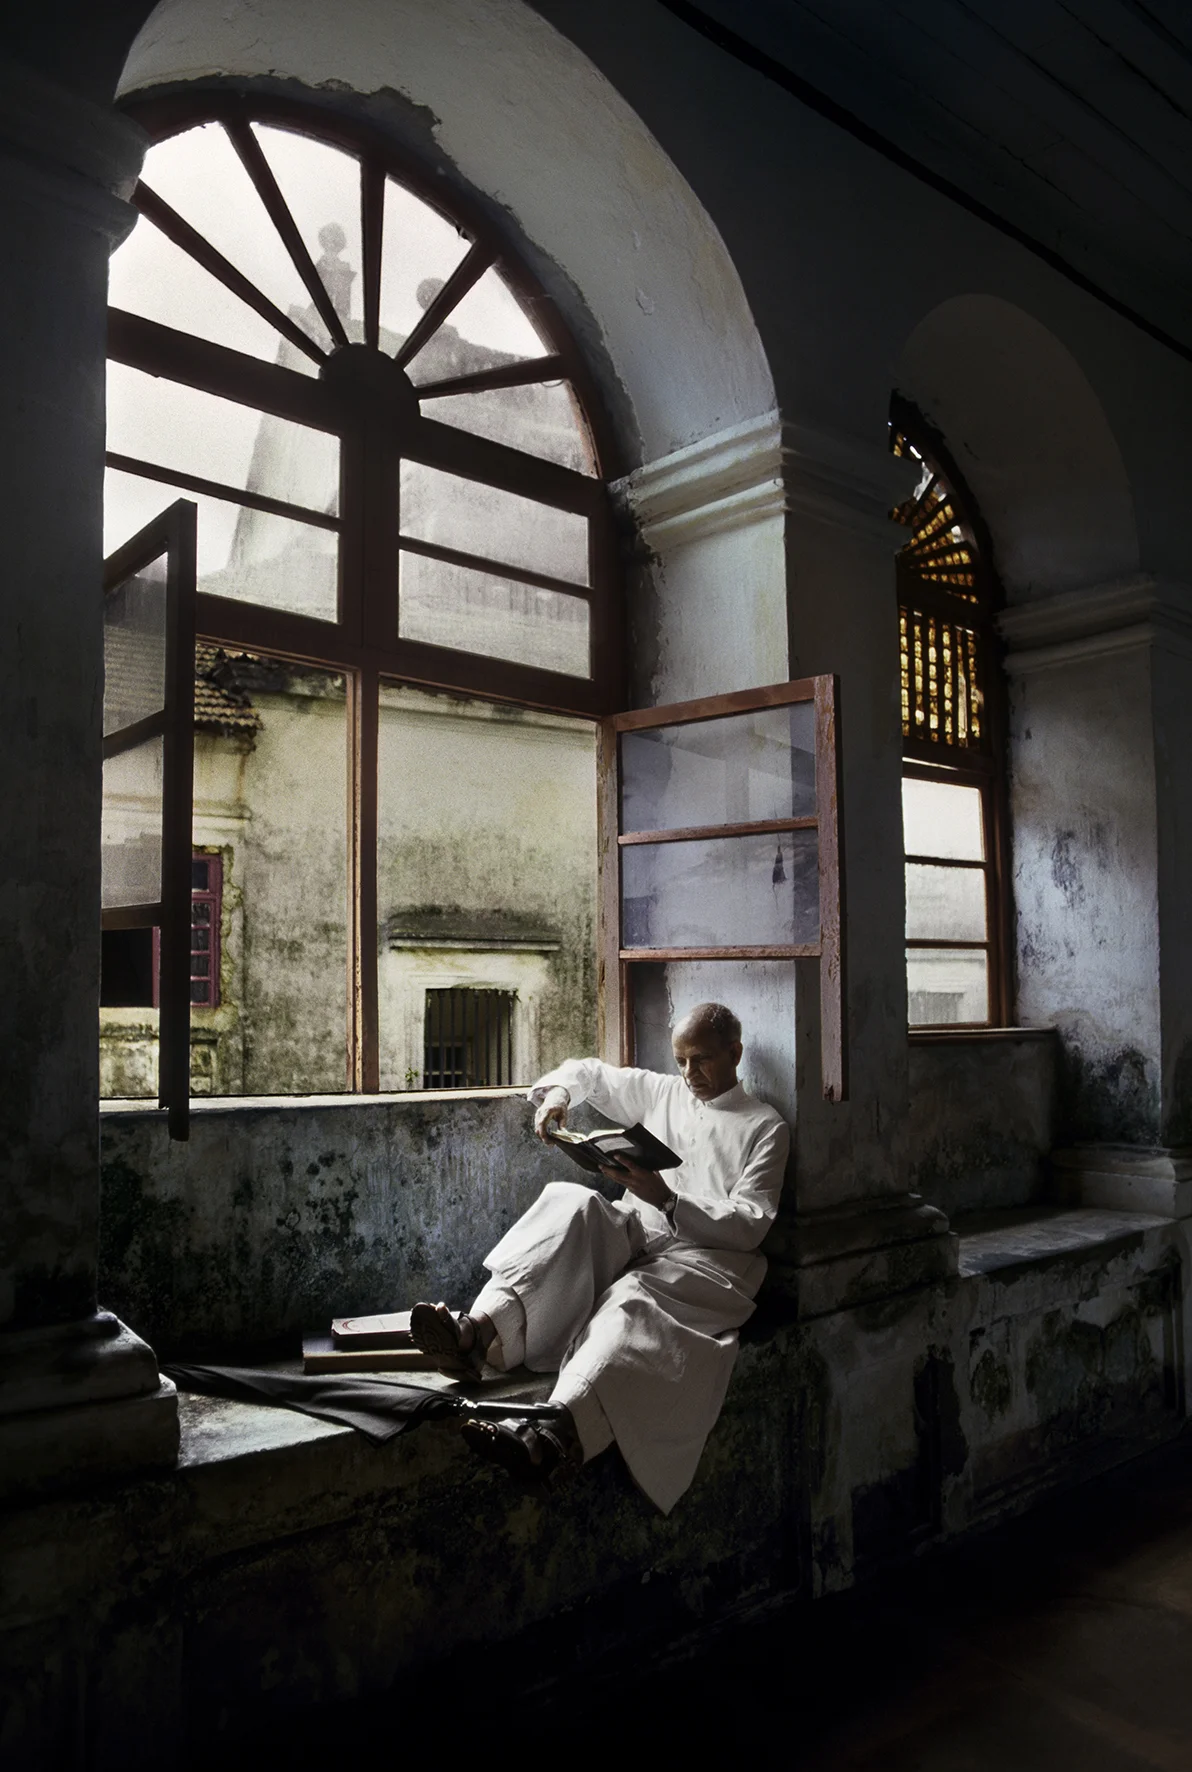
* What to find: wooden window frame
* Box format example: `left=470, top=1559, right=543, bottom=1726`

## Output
left=599, top=676, right=846, bottom=1103
left=108, top=95, right=625, bottom=1100
left=102, top=498, right=197, bottom=1138
left=892, top=398, right=1011, bottom=1030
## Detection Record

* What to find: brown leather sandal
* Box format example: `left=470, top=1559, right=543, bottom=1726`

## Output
left=409, top=1302, right=487, bottom=1383
left=459, top=1412, right=581, bottom=1495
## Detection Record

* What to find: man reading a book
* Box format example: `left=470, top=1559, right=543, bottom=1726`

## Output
left=410, top=1006, right=789, bottom=1516
left=411, top=1001, right=789, bottom=1514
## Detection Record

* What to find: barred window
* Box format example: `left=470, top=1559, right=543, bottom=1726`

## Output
left=423, top=988, right=516, bottom=1089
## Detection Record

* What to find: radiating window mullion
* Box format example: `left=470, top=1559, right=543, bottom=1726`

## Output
left=225, top=117, right=350, bottom=351
left=362, top=160, right=384, bottom=352
left=133, top=182, right=327, bottom=366
left=393, top=241, right=494, bottom=370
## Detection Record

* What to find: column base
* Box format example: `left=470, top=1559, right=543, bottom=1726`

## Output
left=0, top=1311, right=179, bottom=1504
left=766, top=1193, right=958, bottom=1318
left=1052, top=1145, right=1192, bottom=1218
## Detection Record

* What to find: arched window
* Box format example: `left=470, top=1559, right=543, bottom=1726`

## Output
left=102, top=96, right=619, bottom=1100
left=890, top=398, right=1010, bottom=1029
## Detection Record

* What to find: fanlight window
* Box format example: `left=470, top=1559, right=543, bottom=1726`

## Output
left=102, top=100, right=617, bottom=1113
left=891, top=427, right=988, bottom=752
left=105, top=101, right=612, bottom=694
left=889, top=403, right=1008, bottom=1030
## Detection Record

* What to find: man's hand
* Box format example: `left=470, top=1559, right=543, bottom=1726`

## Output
left=533, top=1086, right=570, bottom=1143
left=600, top=1157, right=672, bottom=1212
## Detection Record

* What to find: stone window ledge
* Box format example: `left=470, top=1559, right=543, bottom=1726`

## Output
left=954, top=1205, right=1170, bottom=1279
left=100, top=1086, right=528, bottom=1117
left=908, top=1027, right=1056, bottom=1045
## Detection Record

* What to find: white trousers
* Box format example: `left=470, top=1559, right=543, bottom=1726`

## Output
left=472, top=1180, right=761, bottom=1514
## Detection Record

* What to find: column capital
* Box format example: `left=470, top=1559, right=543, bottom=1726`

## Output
left=998, top=575, right=1192, bottom=673
left=0, top=54, right=146, bottom=242
left=782, top=416, right=917, bottom=544
left=614, top=409, right=787, bottom=550
left=615, top=409, right=918, bottom=552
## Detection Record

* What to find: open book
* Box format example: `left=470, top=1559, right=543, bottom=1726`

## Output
left=547, top=1121, right=681, bottom=1176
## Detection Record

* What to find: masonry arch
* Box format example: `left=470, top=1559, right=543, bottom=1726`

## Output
left=118, top=0, right=775, bottom=472
left=893, top=294, right=1138, bottom=602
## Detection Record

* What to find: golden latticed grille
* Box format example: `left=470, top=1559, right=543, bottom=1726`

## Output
left=891, top=426, right=989, bottom=754
left=891, top=403, right=1007, bottom=1030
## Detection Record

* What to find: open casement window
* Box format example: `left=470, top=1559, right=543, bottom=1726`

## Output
left=600, top=677, right=846, bottom=1102
left=891, top=399, right=1009, bottom=1030
left=104, top=96, right=619, bottom=1096
left=102, top=500, right=197, bottom=1137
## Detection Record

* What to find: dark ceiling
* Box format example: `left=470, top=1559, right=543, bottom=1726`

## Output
left=664, top=0, right=1192, bottom=357
left=10, top=1, right=1192, bottom=356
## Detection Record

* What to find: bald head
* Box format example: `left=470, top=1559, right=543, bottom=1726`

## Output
left=673, top=1001, right=742, bottom=1048
left=671, top=1002, right=743, bottom=1101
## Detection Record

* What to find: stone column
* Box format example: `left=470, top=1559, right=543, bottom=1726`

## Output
left=768, top=419, right=957, bottom=1315
left=0, top=57, right=178, bottom=1500
left=1002, top=576, right=1192, bottom=1230
left=620, top=412, right=956, bottom=1314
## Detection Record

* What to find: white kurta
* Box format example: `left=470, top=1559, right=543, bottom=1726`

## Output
left=481, top=1058, right=790, bottom=1513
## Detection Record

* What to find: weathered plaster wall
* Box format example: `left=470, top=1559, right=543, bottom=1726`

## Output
left=99, top=1094, right=611, bottom=1355
left=1152, top=637, right=1192, bottom=1147
left=907, top=1036, right=1058, bottom=1218
left=1010, top=647, right=1161, bottom=1142
left=100, top=682, right=598, bottom=1101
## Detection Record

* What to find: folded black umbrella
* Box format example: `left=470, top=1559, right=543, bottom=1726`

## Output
left=164, top=1362, right=562, bottom=1445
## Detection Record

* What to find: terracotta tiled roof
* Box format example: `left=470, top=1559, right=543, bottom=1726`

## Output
left=194, top=642, right=261, bottom=734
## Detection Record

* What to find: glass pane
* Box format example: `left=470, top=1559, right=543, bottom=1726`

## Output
left=109, top=214, right=316, bottom=374
left=421, top=382, right=595, bottom=475
left=622, top=830, right=818, bottom=949
left=251, top=125, right=363, bottom=331
left=141, top=124, right=332, bottom=351
left=102, top=735, right=164, bottom=908
left=902, top=776, right=984, bottom=860
left=105, top=468, right=338, bottom=622
left=630, top=958, right=796, bottom=1114
left=907, top=949, right=989, bottom=1026
left=191, top=654, right=349, bottom=1094
left=104, top=555, right=167, bottom=736
left=107, top=363, right=339, bottom=515
left=379, top=178, right=471, bottom=356
left=406, top=265, right=549, bottom=382
left=401, top=462, right=588, bottom=585
left=399, top=553, right=589, bottom=677
left=621, top=704, right=816, bottom=834
left=376, top=681, right=597, bottom=1092
left=906, top=863, right=987, bottom=942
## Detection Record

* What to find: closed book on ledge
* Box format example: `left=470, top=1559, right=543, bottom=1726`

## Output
left=303, top=1334, right=439, bottom=1374
left=331, top=1310, right=413, bottom=1349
